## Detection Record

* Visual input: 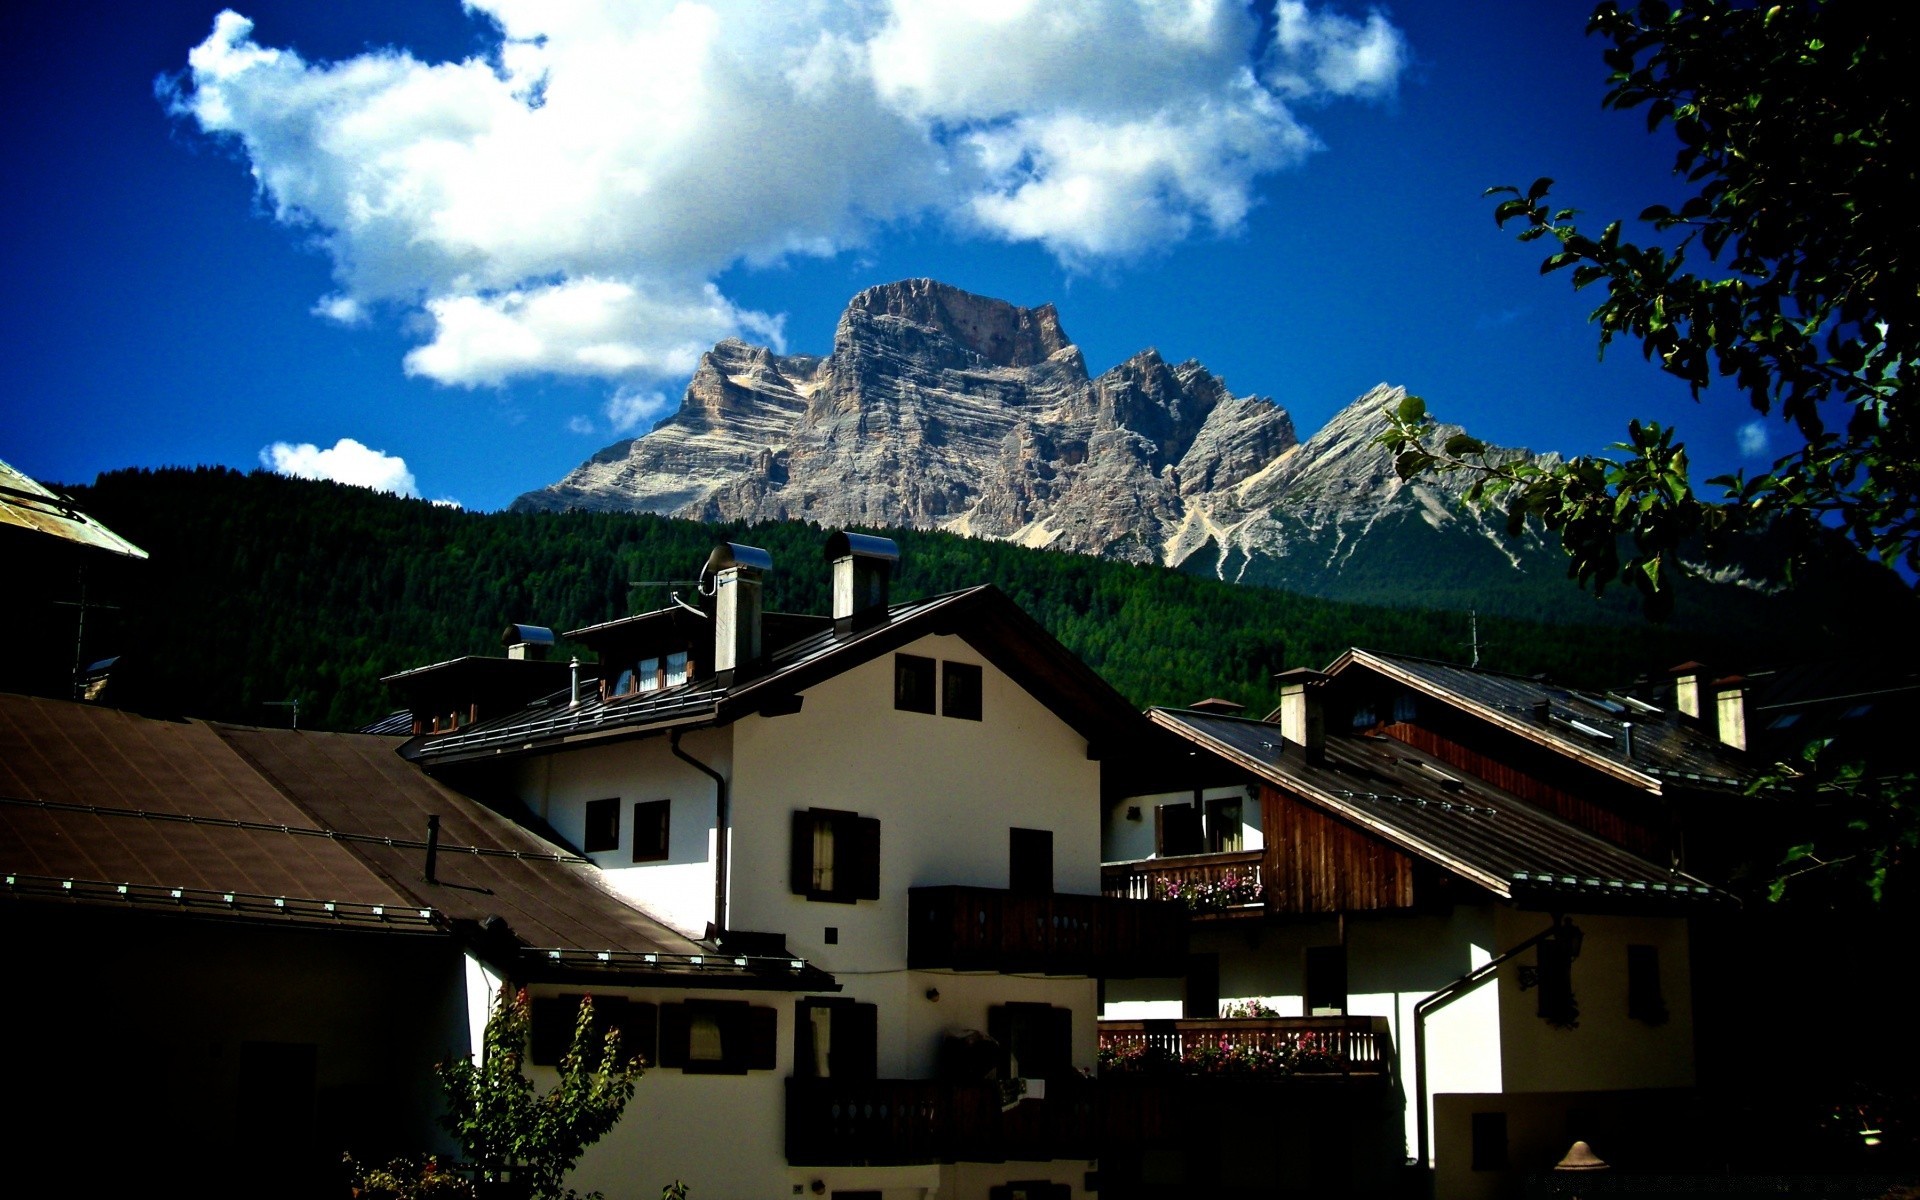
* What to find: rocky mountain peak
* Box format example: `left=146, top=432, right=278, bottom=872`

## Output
left=838, top=278, right=1072, bottom=369
left=514, top=280, right=1556, bottom=608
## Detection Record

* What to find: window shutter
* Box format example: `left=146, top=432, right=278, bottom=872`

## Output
left=848, top=815, right=881, bottom=900
left=657, top=1003, right=689, bottom=1068
left=529, top=995, right=579, bottom=1067
left=790, top=810, right=815, bottom=896
left=834, top=1003, right=878, bottom=1081
left=746, top=1005, right=778, bottom=1071
left=987, top=1005, right=1012, bottom=1078
left=626, top=1001, right=658, bottom=1068
left=1044, top=1006, right=1072, bottom=1081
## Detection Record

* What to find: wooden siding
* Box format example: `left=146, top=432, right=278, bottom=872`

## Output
left=1260, top=784, right=1416, bottom=912
left=1378, top=719, right=1667, bottom=860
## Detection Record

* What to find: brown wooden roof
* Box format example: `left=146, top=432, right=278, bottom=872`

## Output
left=0, top=692, right=829, bottom=989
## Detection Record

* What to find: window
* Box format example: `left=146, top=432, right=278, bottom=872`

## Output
left=795, top=998, right=878, bottom=1080
left=1470, top=1111, right=1509, bottom=1171
left=664, top=650, right=689, bottom=687
left=631, top=799, right=670, bottom=863
left=1305, top=945, right=1347, bottom=1016
left=897, top=653, right=984, bottom=720
left=1627, top=944, right=1668, bottom=1024
left=942, top=660, right=983, bottom=721
left=1183, top=954, right=1219, bottom=1020
left=988, top=1003, right=1072, bottom=1082
left=791, top=808, right=880, bottom=902
left=1204, top=795, right=1243, bottom=853
left=657, top=1001, right=776, bottom=1075
left=583, top=797, right=620, bottom=853
left=1154, top=802, right=1204, bottom=857
left=531, top=995, right=656, bottom=1068
left=895, top=654, right=937, bottom=713
left=1009, top=827, right=1053, bottom=894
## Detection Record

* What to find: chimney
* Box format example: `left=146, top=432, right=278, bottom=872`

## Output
left=1713, top=675, right=1749, bottom=752
left=825, top=531, right=898, bottom=633
left=1274, top=668, right=1329, bottom=763
left=706, top=542, right=772, bottom=683
left=1670, top=661, right=1707, bottom=722
left=502, top=623, right=555, bottom=661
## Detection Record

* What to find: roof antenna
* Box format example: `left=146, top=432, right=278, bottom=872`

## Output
left=264, top=698, right=299, bottom=731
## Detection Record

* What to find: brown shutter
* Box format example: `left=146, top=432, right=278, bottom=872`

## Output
left=529, top=995, right=579, bottom=1066
left=1044, top=1006, right=1072, bottom=1081
left=834, top=1002, right=878, bottom=1081
left=791, top=810, right=815, bottom=895
left=657, top=1003, right=689, bottom=1068
left=848, top=814, right=881, bottom=900
left=746, top=1005, right=778, bottom=1071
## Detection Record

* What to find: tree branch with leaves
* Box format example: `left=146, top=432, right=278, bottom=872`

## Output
left=1381, top=0, right=1918, bottom=619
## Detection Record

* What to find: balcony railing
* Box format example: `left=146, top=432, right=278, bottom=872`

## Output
left=1097, top=1015, right=1394, bottom=1081
left=785, top=1077, right=1096, bottom=1166
left=907, top=886, right=1187, bottom=977
left=1102, top=850, right=1264, bottom=917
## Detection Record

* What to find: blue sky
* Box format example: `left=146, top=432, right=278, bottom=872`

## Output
left=0, top=1, right=1770, bottom=513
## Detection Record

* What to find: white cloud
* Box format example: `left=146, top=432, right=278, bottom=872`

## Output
left=566, top=415, right=597, bottom=435
left=175, top=2, right=1407, bottom=388
left=1737, top=420, right=1771, bottom=459
left=605, top=387, right=674, bottom=434
left=1267, top=2, right=1408, bottom=99
left=261, top=437, right=419, bottom=496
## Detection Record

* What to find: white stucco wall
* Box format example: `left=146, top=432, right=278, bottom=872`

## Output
left=729, top=632, right=1103, bottom=973
left=509, top=726, right=732, bottom=938
left=1492, top=908, right=1695, bottom=1093
left=551, top=983, right=794, bottom=1200
left=1101, top=784, right=1259, bottom=863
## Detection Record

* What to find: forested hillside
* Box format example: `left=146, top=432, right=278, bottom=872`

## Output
left=37, top=467, right=1905, bottom=732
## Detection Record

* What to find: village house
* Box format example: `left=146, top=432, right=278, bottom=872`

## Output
left=0, top=688, right=829, bottom=1200
left=398, top=533, right=1186, bottom=1200
left=1094, top=656, right=1746, bottom=1198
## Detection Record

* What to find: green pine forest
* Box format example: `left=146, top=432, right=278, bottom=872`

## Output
left=23, top=466, right=1907, bottom=733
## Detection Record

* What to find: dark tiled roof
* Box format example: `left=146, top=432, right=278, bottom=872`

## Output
left=1147, top=708, right=1729, bottom=909
left=1334, top=649, right=1755, bottom=791
left=359, top=709, right=415, bottom=735
left=407, top=586, right=1145, bottom=765
left=0, top=693, right=828, bottom=988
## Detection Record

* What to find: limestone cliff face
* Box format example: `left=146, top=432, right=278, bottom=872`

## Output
left=513, top=279, right=1548, bottom=595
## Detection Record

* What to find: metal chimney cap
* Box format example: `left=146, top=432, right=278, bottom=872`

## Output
left=823, top=530, right=899, bottom=564
left=500, top=623, right=555, bottom=648
left=1272, top=667, right=1329, bottom=685
left=1553, top=1141, right=1610, bottom=1172
left=705, top=542, right=773, bottom=576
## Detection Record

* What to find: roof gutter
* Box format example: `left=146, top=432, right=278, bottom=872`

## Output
left=671, top=727, right=730, bottom=938
left=1411, top=916, right=1579, bottom=1186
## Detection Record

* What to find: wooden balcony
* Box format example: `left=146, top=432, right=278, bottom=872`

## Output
left=1097, top=1015, right=1394, bottom=1082
left=785, top=1077, right=1096, bottom=1166
left=907, top=886, right=1187, bottom=977
left=1102, top=850, right=1264, bottom=918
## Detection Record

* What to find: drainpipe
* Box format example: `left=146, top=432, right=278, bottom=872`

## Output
left=671, top=728, right=729, bottom=937
left=1412, top=916, right=1579, bottom=1187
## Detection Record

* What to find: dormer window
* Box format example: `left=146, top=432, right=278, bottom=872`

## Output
left=609, top=650, right=693, bottom=699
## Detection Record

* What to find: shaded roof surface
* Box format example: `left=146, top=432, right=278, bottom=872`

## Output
left=1334, top=649, right=1754, bottom=791
left=0, top=692, right=826, bottom=988
left=409, top=586, right=1145, bottom=765
left=0, top=457, right=147, bottom=559
left=1147, top=708, right=1727, bottom=910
